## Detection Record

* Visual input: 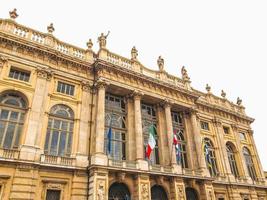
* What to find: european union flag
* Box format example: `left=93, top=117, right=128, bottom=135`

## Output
left=107, top=127, right=112, bottom=154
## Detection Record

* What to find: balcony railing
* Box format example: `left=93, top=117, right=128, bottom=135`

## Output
left=40, top=154, right=76, bottom=166
left=0, top=148, right=19, bottom=160
left=108, top=159, right=137, bottom=169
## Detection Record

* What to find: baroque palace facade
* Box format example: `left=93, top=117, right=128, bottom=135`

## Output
left=0, top=9, right=266, bottom=200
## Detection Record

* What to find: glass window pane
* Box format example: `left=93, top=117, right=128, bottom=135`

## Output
left=53, top=120, right=61, bottom=129
left=0, top=121, right=6, bottom=144
left=50, top=131, right=59, bottom=155
left=3, top=123, right=16, bottom=148
left=10, top=111, right=19, bottom=121
left=0, top=110, right=9, bottom=119
left=58, top=132, right=66, bottom=156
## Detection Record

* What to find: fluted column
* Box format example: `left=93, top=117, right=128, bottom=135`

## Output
left=91, top=80, right=109, bottom=166
left=133, top=91, right=143, bottom=160
left=189, top=110, right=208, bottom=175
left=95, top=81, right=107, bottom=154
left=163, top=101, right=175, bottom=163
left=213, top=118, right=234, bottom=180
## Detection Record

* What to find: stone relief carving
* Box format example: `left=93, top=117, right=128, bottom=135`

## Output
left=36, top=66, right=53, bottom=80
left=141, top=183, right=149, bottom=200
left=97, top=181, right=105, bottom=200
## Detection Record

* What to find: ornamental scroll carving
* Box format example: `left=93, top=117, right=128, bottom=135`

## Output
left=81, top=81, right=91, bottom=92
left=141, top=183, right=149, bottom=200
left=97, top=180, right=105, bottom=200
left=0, top=56, right=8, bottom=68
left=36, top=66, right=53, bottom=80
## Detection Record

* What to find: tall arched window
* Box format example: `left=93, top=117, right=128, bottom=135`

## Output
left=108, top=182, right=131, bottom=200
left=243, top=147, right=257, bottom=181
left=151, top=185, right=168, bottom=200
left=44, top=104, right=74, bottom=157
left=0, top=92, right=27, bottom=149
left=226, top=142, right=239, bottom=177
left=142, top=103, right=159, bottom=165
left=104, top=93, right=126, bottom=160
left=172, top=111, right=188, bottom=168
left=203, top=138, right=218, bottom=176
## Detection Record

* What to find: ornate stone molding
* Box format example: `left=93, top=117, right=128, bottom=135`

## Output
left=212, top=117, right=222, bottom=126
left=81, top=80, right=92, bottom=92
left=95, top=79, right=109, bottom=89
left=161, top=98, right=173, bottom=108
left=131, top=90, right=144, bottom=100
left=36, top=66, right=53, bottom=80
left=140, top=182, right=149, bottom=200
left=0, top=56, right=8, bottom=68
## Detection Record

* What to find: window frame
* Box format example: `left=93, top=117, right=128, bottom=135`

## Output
left=226, top=143, right=239, bottom=177
left=200, top=121, right=210, bottom=131
left=243, top=147, right=257, bottom=181
left=104, top=93, right=127, bottom=161
left=56, top=81, right=75, bottom=96
left=203, top=138, right=219, bottom=177
left=8, top=67, right=31, bottom=82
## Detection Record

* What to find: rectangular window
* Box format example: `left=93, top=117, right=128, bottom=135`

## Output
left=57, top=81, right=75, bottom=96
left=240, top=132, right=246, bottom=141
left=223, top=126, right=230, bottom=134
left=200, top=121, right=209, bottom=131
left=9, top=67, right=30, bottom=82
left=46, top=189, right=61, bottom=200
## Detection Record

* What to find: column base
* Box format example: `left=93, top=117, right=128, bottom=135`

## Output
left=172, top=164, right=182, bottom=174
left=91, top=153, right=108, bottom=166
left=19, top=145, right=41, bottom=161
left=75, top=153, right=89, bottom=167
left=136, top=159, right=149, bottom=170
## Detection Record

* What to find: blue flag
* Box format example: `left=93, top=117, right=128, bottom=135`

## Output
left=107, top=127, right=112, bottom=154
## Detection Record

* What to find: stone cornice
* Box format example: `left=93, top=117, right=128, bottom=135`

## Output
left=95, top=59, right=200, bottom=100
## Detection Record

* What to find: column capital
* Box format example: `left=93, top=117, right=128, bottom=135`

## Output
left=36, top=66, right=53, bottom=80
left=184, top=107, right=198, bottom=118
left=81, top=80, right=92, bottom=92
left=161, top=98, right=173, bottom=108
left=231, top=123, right=238, bottom=131
left=96, top=79, right=109, bottom=89
left=131, top=90, right=144, bottom=100
left=212, top=117, right=222, bottom=126
left=0, top=56, right=8, bottom=66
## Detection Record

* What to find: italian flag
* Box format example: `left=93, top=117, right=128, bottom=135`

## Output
left=146, top=125, right=156, bottom=159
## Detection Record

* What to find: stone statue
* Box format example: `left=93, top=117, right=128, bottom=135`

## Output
left=237, top=97, right=242, bottom=105
left=47, top=23, right=55, bottom=34
left=87, top=39, right=93, bottom=50
left=131, top=46, right=138, bottom=60
left=98, top=31, right=110, bottom=49
left=181, top=66, right=190, bottom=81
left=9, top=8, right=18, bottom=19
left=157, top=56, right=164, bottom=71
left=206, top=84, right=211, bottom=93
left=221, top=90, right=226, bottom=98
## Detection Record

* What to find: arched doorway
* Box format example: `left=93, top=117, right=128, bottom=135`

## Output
left=151, top=185, right=168, bottom=200
left=108, top=182, right=131, bottom=200
left=185, top=187, right=198, bottom=200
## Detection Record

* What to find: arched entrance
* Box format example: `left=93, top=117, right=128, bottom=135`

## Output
left=108, top=182, right=131, bottom=200
left=151, top=185, right=168, bottom=200
left=185, top=187, right=198, bottom=200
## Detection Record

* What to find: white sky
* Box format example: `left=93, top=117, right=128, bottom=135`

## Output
left=1, top=0, right=267, bottom=170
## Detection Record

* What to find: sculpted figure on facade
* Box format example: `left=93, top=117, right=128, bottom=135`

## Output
left=157, top=56, right=164, bottom=72
left=237, top=97, right=242, bottom=105
left=131, top=46, right=138, bottom=60
left=181, top=66, right=190, bottom=81
left=47, top=23, right=55, bottom=34
left=97, top=181, right=105, bottom=200
left=9, top=8, right=18, bottom=19
left=98, top=31, right=110, bottom=49
left=141, top=183, right=149, bottom=200
left=221, top=90, right=226, bottom=98
left=87, top=39, right=93, bottom=50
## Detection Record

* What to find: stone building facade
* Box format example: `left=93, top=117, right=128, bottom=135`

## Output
left=0, top=9, right=266, bottom=200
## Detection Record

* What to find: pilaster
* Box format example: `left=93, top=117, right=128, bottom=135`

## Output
left=76, top=81, right=92, bottom=167
left=20, top=66, right=52, bottom=161
left=91, top=80, right=108, bottom=166
left=88, top=169, right=108, bottom=200
left=170, top=178, right=186, bottom=200
left=133, top=174, right=150, bottom=200
left=187, top=109, right=209, bottom=176
left=212, top=117, right=235, bottom=181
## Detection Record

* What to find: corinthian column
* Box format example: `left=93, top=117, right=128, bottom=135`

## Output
left=189, top=109, right=209, bottom=176
left=91, top=80, right=108, bottom=166
left=164, top=100, right=182, bottom=174
left=133, top=91, right=143, bottom=160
